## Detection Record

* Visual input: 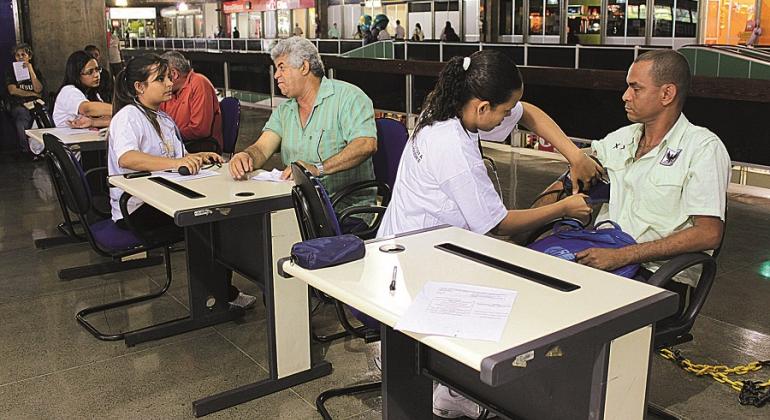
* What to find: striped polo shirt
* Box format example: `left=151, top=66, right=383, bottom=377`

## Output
left=264, top=76, right=377, bottom=209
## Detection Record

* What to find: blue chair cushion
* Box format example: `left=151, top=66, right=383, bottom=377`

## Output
left=90, top=218, right=143, bottom=253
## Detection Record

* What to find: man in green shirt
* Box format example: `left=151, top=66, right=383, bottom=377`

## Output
left=229, top=36, right=377, bottom=210
left=535, top=50, right=729, bottom=286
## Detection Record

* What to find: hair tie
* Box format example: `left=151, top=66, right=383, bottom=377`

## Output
left=462, top=56, right=471, bottom=71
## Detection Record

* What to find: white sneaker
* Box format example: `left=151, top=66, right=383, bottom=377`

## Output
left=229, top=292, right=258, bottom=309
left=432, top=384, right=494, bottom=419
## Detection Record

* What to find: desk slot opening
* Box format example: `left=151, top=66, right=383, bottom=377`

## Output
left=435, top=243, right=580, bottom=292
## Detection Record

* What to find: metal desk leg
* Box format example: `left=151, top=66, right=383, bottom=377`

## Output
left=123, top=222, right=243, bottom=347
left=382, top=326, right=433, bottom=419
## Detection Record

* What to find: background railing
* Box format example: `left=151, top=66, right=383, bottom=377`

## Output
left=129, top=37, right=668, bottom=71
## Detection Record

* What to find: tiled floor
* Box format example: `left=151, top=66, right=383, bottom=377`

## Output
left=1, top=108, right=769, bottom=419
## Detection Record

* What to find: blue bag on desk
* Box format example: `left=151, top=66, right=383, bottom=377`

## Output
left=291, top=234, right=366, bottom=270
left=527, top=220, right=639, bottom=278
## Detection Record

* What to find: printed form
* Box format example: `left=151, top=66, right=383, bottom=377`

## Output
left=395, top=281, right=517, bottom=341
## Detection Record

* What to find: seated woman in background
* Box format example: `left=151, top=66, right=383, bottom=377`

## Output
left=5, top=43, right=46, bottom=157
left=53, top=50, right=112, bottom=128
left=108, top=54, right=256, bottom=309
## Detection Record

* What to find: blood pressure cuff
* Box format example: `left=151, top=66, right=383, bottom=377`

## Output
left=291, top=234, right=366, bottom=270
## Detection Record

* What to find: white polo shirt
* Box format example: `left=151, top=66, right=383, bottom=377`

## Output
left=591, top=113, right=731, bottom=286
left=377, top=118, right=508, bottom=237
left=107, top=105, right=186, bottom=221
left=53, top=85, right=102, bottom=128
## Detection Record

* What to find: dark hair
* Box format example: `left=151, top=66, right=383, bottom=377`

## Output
left=634, top=50, right=691, bottom=107
left=12, top=43, right=32, bottom=57
left=113, top=54, right=170, bottom=137
left=414, top=50, right=523, bottom=135
left=61, top=50, right=100, bottom=101
left=84, top=45, right=99, bottom=56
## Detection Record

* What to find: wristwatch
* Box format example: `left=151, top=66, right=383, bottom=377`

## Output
left=315, top=162, right=325, bottom=177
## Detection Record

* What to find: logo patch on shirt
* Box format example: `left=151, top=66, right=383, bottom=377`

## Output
left=613, top=142, right=626, bottom=150
left=660, top=148, right=682, bottom=166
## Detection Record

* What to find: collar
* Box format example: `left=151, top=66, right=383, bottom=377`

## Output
left=313, top=76, right=334, bottom=107
left=628, top=112, right=689, bottom=160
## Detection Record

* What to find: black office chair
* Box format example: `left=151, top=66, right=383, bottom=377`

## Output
left=43, top=134, right=183, bottom=341
left=290, top=162, right=383, bottom=419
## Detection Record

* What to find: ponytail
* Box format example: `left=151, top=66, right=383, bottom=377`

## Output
left=112, top=54, right=169, bottom=138
left=414, top=50, right=523, bottom=136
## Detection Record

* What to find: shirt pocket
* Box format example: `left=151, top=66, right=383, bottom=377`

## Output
left=317, top=131, right=342, bottom=162
left=639, top=167, right=687, bottom=218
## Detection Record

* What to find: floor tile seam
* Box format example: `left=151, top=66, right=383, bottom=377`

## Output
left=338, top=408, right=378, bottom=420
left=212, top=328, right=270, bottom=374
left=0, top=277, right=160, bottom=308
left=0, top=329, right=221, bottom=389
left=145, top=273, right=191, bottom=311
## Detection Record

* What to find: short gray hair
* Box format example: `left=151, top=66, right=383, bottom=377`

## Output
left=161, top=51, right=192, bottom=74
left=270, top=37, right=325, bottom=78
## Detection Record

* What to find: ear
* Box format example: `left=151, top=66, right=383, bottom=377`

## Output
left=133, top=80, right=144, bottom=94
left=301, top=60, right=311, bottom=76
left=660, top=83, right=677, bottom=107
left=476, top=100, right=491, bottom=115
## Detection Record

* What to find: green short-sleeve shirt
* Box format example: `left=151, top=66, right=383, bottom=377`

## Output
left=591, top=113, right=731, bottom=286
left=263, top=77, right=377, bottom=209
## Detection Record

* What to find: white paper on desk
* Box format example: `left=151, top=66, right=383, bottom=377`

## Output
left=13, top=61, right=30, bottom=81
left=251, top=168, right=289, bottom=182
left=152, top=168, right=220, bottom=182
left=45, top=127, right=93, bottom=137
left=394, top=282, right=517, bottom=342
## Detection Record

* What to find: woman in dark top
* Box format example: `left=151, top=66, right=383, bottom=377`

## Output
left=5, top=43, right=46, bottom=157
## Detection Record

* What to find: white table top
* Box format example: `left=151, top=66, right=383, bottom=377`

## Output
left=25, top=127, right=104, bottom=146
left=109, top=164, right=294, bottom=224
left=282, top=226, right=673, bottom=373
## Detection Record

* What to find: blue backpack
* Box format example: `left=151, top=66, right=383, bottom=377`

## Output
left=527, top=220, right=640, bottom=278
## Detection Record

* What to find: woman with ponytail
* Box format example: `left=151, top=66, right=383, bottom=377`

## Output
left=107, top=54, right=220, bottom=226
left=53, top=50, right=113, bottom=128
left=377, top=49, right=595, bottom=419
left=107, top=54, right=255, bottom=310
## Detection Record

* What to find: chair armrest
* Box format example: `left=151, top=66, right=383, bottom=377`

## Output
left=185, top=138, right=222, bottom=155
left=118, top=192, right=140, bottom=234
left=646, top=252, right=716, bottom=288
left=84, top=166, right=108, bottom=183
left=338, top=205, right=387, bottom=240
left=331, top=180, right=392, bottom=208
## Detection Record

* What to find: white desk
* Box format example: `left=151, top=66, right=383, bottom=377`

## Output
left=110, top=166, right=330, bottom=416
left=280, top=226, right=678, bottom=420
left=25, top=127, right=105, bottom=153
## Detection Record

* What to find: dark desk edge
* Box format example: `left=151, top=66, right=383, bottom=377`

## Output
left=479, top=290, right=679, bottom=387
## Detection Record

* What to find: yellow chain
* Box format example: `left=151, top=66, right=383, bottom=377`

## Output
left=659, top=348, right=770, bottom=392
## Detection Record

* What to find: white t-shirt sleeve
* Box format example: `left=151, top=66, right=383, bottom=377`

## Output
left=53, top=85, right=88, bottom=127
left=109, top=108, right=146, bottom=167
left=478, top=102, right=524, bottom=142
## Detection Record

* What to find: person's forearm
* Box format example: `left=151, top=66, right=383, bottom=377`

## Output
left=90, top=116, right=111, bottom=128
left=29, top=72, right=43, bottom=93
left=242, top=143, right=270, bottom=168
left=321, top=137, right=376, bottom=175
left=81, top=101, right=113, bottom=117
left=118, top=150, right=177, bottom=172
left=494, top=202, right=566, bottom=236
left=8, top=86, right=38, bottom=97
left=520, top=102, right=581, bottom=161
left=620, top=224, right=722, bottom=265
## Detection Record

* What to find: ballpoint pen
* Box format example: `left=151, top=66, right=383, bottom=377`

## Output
left=389, top=266, right=397, bottom=293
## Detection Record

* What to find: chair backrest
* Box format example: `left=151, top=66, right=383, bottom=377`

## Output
left=291, top=162, right=342, bottom=240
left=220, top=97, right=240, bottom=155
left=373, top=117, right=408, bottom=190
left=43, top=134, right=92, bottom=216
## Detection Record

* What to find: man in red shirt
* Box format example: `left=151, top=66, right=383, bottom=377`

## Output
left=160, top=51, right=223, bottom=153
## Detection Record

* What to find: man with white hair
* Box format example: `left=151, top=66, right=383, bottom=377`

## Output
left=229, top=36, right=378, bottom=210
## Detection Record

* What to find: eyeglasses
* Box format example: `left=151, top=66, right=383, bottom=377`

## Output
left=81, top=67, right=102, bottom=76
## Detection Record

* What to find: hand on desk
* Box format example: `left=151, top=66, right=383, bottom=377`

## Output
left=176, top=152, right=222, bottom=175
left=67, top=115, right=93, bottom=129
left=229, top=152, right=254, bottom=180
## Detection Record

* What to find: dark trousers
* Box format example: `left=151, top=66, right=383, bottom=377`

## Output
left=117, top=204, right=239, bottom=301
left=11, top=105, right=33, bottom=153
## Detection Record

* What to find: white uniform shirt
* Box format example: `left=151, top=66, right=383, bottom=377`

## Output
left=53, top=85, right=102, bottom=128
left=478, top=102, right=524, bottom=142
left=377, top=118, right=508, bottom=237
left=107, top=105, right=186, bottom=221
left=592, top=113, right=731, bottom=286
